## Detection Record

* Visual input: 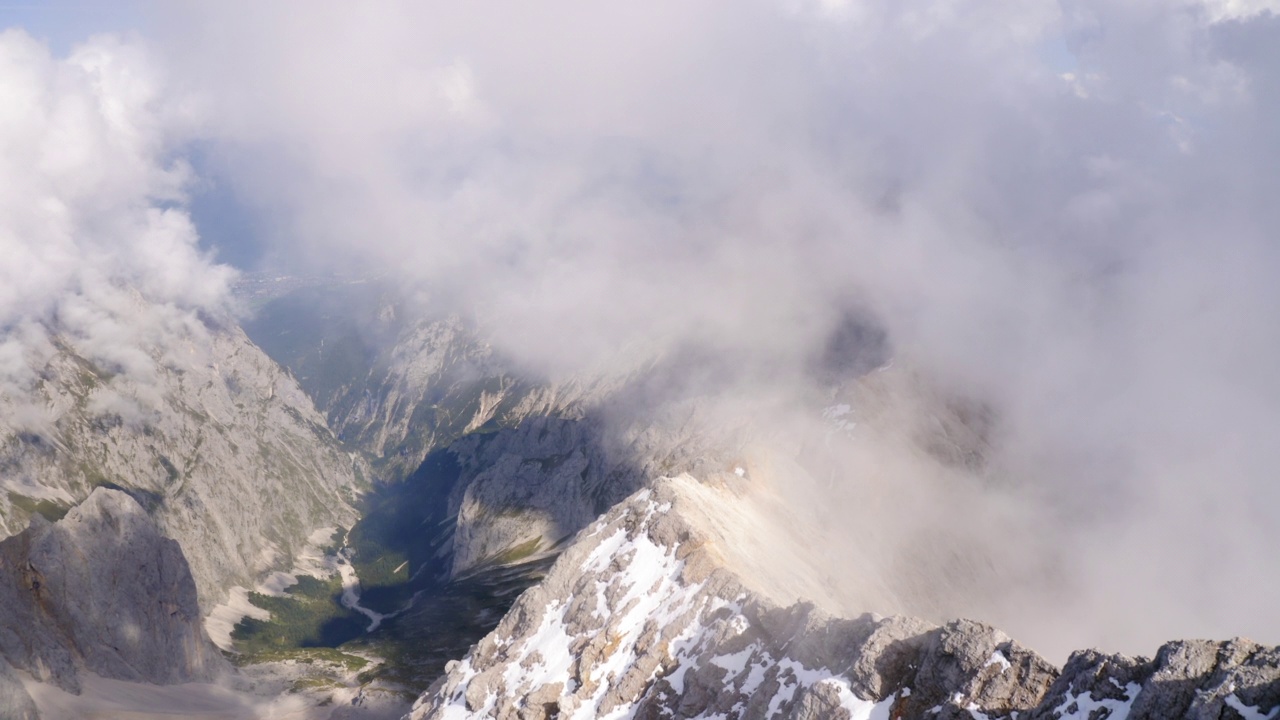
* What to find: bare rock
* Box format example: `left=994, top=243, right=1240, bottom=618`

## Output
left=0, top=307, right=360, bottom=611
left=408, top=476, right=1280, bottom=720
left=0, top=488, right=226, bottom=693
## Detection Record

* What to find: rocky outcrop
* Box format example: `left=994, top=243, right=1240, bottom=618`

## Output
left=0, top=302, right=360, bottom=609
left=409, top=476, right=1280, bottom=720
left=0, top=488, right=226, bottom=696
left=1029, top=640, right=1280, bottom=720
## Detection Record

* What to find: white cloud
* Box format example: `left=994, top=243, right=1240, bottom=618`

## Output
left=0, top=29, right=232, bottom=395
left=6, top=0, right=1275, bottom=659
left=1198, top=0, right=1280, bottom=21
left=138, top=1, right=1280, bottom=657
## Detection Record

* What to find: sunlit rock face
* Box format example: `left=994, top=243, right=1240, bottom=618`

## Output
left=409, top=476, right=1280, bottom=720
left=0, top=488, right=225, bottom=699
left=0, top=295, right=361, bottom=610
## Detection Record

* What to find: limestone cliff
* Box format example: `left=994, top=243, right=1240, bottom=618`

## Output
left=0, top=488, right=225, bottom=698
left=0, top=300, right=361, bottom=609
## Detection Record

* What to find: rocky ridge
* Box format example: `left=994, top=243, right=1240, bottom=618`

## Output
left=410, top=476, right=1280, bottom=720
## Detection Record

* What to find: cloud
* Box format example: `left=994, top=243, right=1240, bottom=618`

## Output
left=1198, top=0, right=1280, bottom=21
left=23, top=0, right=1279, bottom=659
left=0, top=28, right=233, bottom=397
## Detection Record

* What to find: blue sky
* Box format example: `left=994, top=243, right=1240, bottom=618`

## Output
left=0, top=1, right=145, bottom=53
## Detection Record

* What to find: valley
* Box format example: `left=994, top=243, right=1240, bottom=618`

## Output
left=4, top=5, right=1280, bottom=717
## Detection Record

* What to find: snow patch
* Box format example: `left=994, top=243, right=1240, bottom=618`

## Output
left=983, top=650, right=1012, bottom=673
left=711, top=644, right=759, bottom=676
left=419, top=485, right=916, bottom=720
left=822, top=404, right=857, bottom=433
left=819, top=678, right=897, bottom=720
left=1225, top=694, right=1280, bottom=720
left=823, top=404, right=852, bottom=418
left=1051, top=682, right=1142, bottom=720
left=965, top=701, right=995, bottom=720
left=501, top=599, right=577, bottom=695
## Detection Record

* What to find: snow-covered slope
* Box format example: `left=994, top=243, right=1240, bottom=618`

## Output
left=409, top=476, right=1280, bottom=720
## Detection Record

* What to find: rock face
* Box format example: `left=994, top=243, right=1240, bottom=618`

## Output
left=409, top=476, right=1280, bottom=720
left=244, top=285, right=540, bottom=483
left=324, top=315, right=518, bottom=482
left=0, top=488, right=225, bottom=696
left=0, top=302, right=360, bottom=609
left=1030, top=641, right=1280, bottom=720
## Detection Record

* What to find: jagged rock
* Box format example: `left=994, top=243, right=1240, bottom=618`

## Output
left=410, top=477, right=1023, bottom=719
left=1030, top=639, right=1280, bottom=720
left=889, top=619, right=1056, bottom=719
left=0, top=488, right=226, bottom=694
left=323, top=315, right=517, bottom=481
left=409, top=477, right=1280, bottom=720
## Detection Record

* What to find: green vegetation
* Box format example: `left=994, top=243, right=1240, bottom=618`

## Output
left=7, top=493, right=70, bottom=523
left=225, top=445, right=553, bottom=694
left=231, top=575, right=367, bottom=655
left=228, top=645, right=369, bottom=672
left=289, top=676, right=345, bottom=693
left=346, top=449, right=464, bottom=614
left=348, top=555, right=554, bottom=691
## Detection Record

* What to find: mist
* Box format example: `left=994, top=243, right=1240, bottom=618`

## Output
left=0, top=26, right=234, bottom=429
left=5, top=0, right=1280, bottom=662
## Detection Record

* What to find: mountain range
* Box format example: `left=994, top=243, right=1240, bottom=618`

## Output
left=0, top=277, right=1273, bottom=719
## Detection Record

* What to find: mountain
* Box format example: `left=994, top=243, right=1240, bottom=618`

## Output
left=236, top=281, right=750, bottom=696
left=233, top=283, right=1280, bottom=719
left=245, top=280, right=606, bottom=481
left=245, top=282, right=725, bottom=587
left=409, top=475, right=1280, bottom=720
left=0, top=291, right=361, bottom=609
left=0, top=281, right=1266, bottom=719
left=0, top=488, right=224, bottom=717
